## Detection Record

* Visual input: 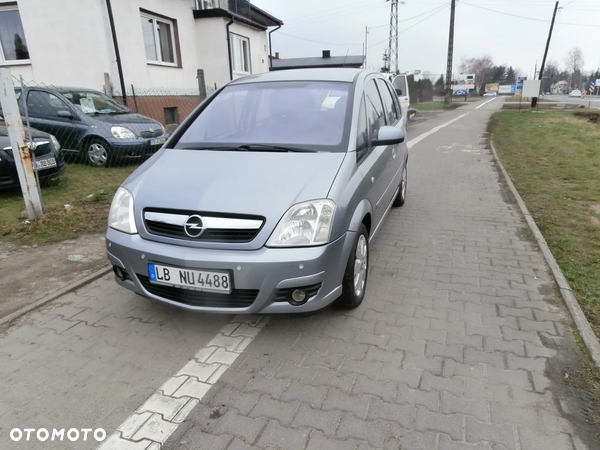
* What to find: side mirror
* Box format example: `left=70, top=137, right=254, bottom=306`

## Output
left=57, top=110, right=76, bottom=120
left=395, top=88, right=403, bottom=96
left=372, top=126, right=405, bottom=146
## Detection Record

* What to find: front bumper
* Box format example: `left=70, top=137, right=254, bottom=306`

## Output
left=108, top=134, right=169, bottom=160
left=106, top=228, right=356, bottom=314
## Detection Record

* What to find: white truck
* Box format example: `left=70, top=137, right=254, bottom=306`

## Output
left=381, top=73, right=411, bottom=122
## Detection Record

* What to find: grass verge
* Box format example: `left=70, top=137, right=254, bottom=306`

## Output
left=0, top=164, right=135, bottom=244
left=489, top=111, right=600, bottom=337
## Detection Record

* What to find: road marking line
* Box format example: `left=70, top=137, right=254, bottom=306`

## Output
left=96, top=315, right=269, bottom=450
left=475, top=98, right=497, bottom=109
left=407, top=113, right=469, bottom=150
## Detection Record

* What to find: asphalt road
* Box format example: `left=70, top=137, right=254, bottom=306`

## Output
left=544, top=93, right=600, bottom=108
left=1, top=97, right=597, bottom=450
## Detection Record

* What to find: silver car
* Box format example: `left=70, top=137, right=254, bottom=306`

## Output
left=106, top=69, right=409, bottom=313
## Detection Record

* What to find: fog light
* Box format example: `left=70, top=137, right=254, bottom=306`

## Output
left=113, top=266, right=126, bottom=281
left=291, top=289, right=306, bottom=303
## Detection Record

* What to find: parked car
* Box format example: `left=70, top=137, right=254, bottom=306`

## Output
left=483, top=91, right=497, bottom=97
left=0, top=113, right=65, bottom=189
left=569, top=89, right=582, bottom=98
left=391, top=74, right=411, bottom=121
left=12, top=87, right=169, bottom=167
left=106, top=69, right=409, bottom=314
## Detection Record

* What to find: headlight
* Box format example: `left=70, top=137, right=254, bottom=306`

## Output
left=49, top=135, right=61, bottom=152
left=111, top=126, right=136, bottom=139
left=108, top=187, right=138, bottom=234
left=267, top=199, right=335, bottom=247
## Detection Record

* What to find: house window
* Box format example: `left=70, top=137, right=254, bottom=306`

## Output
left=0, top=5, right=30, bottom=63
left=230, top=34, right=250, bottom=77
left=140, top=12, right=176, bottom=65
left=164, top=107, right=178, bottom=124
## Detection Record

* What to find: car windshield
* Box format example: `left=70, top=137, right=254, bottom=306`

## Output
left=174, top=81, right=352, bottom=153
left=61, top=90, right=131, bottom=115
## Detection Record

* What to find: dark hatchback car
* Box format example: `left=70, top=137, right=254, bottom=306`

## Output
left=12, top=87, right=169, bottom=167
left=0, top=114, right=65, bottom=189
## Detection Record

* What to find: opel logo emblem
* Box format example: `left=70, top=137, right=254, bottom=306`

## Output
left=184, top=215, right=205, bottom=238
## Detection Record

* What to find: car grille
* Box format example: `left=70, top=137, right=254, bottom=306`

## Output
left=272, top=283, right=322, bottom=302
left=137, top=274, right=258, bottom=308
left=140, top=129, right=163, bottom=138
left=143, top=209, right=264, bottom=243
left=32, top=140, right=52, bottom=157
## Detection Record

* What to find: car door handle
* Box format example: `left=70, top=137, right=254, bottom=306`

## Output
left=392, top=149, right=397, bottom=159
left=371, top=177, right=375, bottom=184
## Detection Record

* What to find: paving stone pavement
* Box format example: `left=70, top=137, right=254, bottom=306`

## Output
left=162, top=102, right=596, bottom=450
left=0, top=99, right=597, bottom=450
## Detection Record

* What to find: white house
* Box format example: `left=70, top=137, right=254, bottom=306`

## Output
left=0, top=0, right=282, bottom=124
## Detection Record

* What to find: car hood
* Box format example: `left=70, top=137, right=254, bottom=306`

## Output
left=89, top=112, right=159, bottom=125
left=125, top=148, right=347, bottom=249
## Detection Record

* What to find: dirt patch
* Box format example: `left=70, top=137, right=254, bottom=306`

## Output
left=0, top=233, right=108, bottom=319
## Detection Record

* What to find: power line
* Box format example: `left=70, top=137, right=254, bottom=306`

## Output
left=369, top=3, right=451, bottom=29
left=461, top=1, right=600, bottom=27
left=277, top=32, right=361, bottom=46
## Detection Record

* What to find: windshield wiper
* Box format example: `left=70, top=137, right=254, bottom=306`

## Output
left=181, top=144, right=315, bottom=153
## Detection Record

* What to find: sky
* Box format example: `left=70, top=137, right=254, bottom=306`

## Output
left=252, top=0, right=600, bottom=79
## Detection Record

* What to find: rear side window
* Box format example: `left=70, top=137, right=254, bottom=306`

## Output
left=364, top=80, right=385, bottom=141
left=376, top=79, right=399, bottom=124
left=393, top=76, right=407, bottom=97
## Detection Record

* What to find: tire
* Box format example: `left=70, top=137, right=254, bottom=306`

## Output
left=84, top=138, right=111, bottom=167
left=392, top=162, right=407, bottom=207
left=336, top=223, right=369, bottom=309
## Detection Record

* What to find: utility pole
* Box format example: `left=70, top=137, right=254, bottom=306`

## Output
left=387, top=0, right=399, bottom=74
left=444, top=0, right=456, bottom=105
left=532, top=1, right=559, bottom=108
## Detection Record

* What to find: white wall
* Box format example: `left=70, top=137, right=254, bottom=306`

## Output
left=3, top=0, right=113, bottom=90
left=194, top=17, right=229, bottom=90
left=2, top=0, right=274, bottom=93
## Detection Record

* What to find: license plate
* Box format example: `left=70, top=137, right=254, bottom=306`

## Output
left=148, top=263, right=231, bottom=294
left=149, top=137, right=167, bottom=146
left=34, top=157, right=57, bottom=171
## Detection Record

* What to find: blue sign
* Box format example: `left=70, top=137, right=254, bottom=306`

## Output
left=517, top=77, right=525, bottom=91
left=591, top=81, right=596, bottom=87
left=511, top=85, right=516, bottom=94
left=453, top=90, right=467, bottom=96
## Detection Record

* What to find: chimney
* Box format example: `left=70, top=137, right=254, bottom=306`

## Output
left=322, top=50, right=331, bottom=58
left=274, top=52, right=279, bottom=59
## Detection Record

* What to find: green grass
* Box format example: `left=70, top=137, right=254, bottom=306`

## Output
left=489, top=111, right=600, bottom=338
left=0, top=164, right=135, bottom=244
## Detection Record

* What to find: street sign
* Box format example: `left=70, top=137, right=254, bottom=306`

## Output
left=590, top=81, right=595, bottom=87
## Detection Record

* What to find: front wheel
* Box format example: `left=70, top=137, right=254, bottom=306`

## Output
left=336, top=224, right=369, bottom=309
left=84, top=139, right=111, bottom=167
left=393, top=163, right=407, bottom=207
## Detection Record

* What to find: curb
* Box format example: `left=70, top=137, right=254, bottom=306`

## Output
left=0, top=265, right=112, bottom=327
left=490, top=141, right=600, bottom=369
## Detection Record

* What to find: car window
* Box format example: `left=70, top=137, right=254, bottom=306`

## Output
left=392, top=75, right=407, bottom=97
left=62, top=90, right=130, bottom=115
left=175, top=81, right=352, bottom=152
left=364, top=79, right=386, bottom=142
left=26, top=91, right=71, bottom=117
left=356, top=97, right=369, bottom=162
left=376, top=79, right=399, bottom=125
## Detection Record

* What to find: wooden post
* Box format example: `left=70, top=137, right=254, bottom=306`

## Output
left=197, top=69, right=207, bottom=101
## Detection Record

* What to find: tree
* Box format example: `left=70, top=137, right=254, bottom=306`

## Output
left=541, top=60, right=560, bottom=93
left=491, top=65, right=507, bottom=84
left=505, top=66, right=516, bottom=85
left=459, top=55, right=494, bottom=92
left=564, top=47, right=585, bottom=88
left=434, top=75, right=444, bottom=88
